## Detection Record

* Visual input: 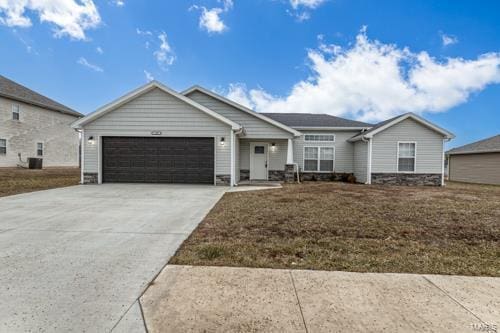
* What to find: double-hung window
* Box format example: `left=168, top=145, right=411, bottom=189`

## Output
left=398, top=142, right=416, bottom=172
left=304, top=147, right=335, bottom=172
left=37, top=142, right=43, bottom=156
left=12, top=104, right=20, bottom=120
left=0, top=139, right=6, bottom=155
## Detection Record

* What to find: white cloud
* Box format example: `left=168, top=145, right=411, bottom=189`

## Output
left=226, top=28, right=500, bottom=122
left=96, top=46, right=103, bottom=54
left=153, top=32, right=175, bottom=70
left=441, top=33, right=458, bottom=46
left=144, top=70, right=154, bottom=82
left=77, top=56, right=103, bottom=72
left=286, top=0, right=327, bottom=21
left=136, top=28, right=152, bottom=36
left=110, top=0, right=124, bottom=7
left=290, top=0, right=327, bottom=9
left=0, top=0, right=101, bottom=40
left=190, top=0, right=233, bottom=34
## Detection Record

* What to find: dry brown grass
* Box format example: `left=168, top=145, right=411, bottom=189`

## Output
left=0, top=167, right=80, bottom=197
left=170, top=181, right=500, bottom=276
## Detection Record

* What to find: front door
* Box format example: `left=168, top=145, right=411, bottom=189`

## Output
left=250, top=142, right=268, bottom=180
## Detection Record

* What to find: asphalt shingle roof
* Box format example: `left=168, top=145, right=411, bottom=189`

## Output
left=0, top=75, right=81, bottom=117
left=447, top=134, right=500, bottom=155
left=260, top=113, right=372, bottom=128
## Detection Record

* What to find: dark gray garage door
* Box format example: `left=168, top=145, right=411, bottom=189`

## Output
left=102, top=137, right=214, bottom=184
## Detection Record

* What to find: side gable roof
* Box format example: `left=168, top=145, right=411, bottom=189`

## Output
left=0, top=75, right=82, bottom=117
left=349, top=112, right=455, bottom=142
left=182, top=85, right=301, bottom=136
left=261, top=113, right=372, bottom=129
left=447, top=134, right=500, bottom=155
left=72, top=81, right=241, bottom=130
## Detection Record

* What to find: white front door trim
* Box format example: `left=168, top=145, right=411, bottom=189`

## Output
left=250, top=142, right=269, bottom=180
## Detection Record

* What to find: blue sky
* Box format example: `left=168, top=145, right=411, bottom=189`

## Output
left=1, top=0, right=499, bottom=148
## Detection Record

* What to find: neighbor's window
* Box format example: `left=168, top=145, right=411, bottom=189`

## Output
left=304, top=147, right=335, bottom=172
left=398, top=142, right=416, bottom=172
left=12, top=104, right=20, bottom=120
left=305, top=134, right=335, bottom=142
left=0, top=139, right=6, bottom=155
left=37, top=142, right=43, bottom=156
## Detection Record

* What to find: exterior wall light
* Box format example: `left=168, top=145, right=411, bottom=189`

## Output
left=271, top=142, right=276, bottom=151
left=88, top=136, right=96, bottom=145
left=220, top=137, right=225, bottom=146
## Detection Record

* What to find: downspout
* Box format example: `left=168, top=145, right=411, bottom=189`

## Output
left=232, top=128, right=244, bottom=186
left=361, top=136, right=372, bottom=185
left=442, top=137, right=451, bottom=186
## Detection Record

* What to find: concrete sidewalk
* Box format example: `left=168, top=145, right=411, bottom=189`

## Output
left=141, top=265, right=500, bottom=333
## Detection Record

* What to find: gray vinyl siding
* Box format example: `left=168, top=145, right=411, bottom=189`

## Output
left=186, top=91, right=292, bottom=139
left=82, top=88, right=231, bottom=175
left=293, top=131, right=359, bottom=173
left=449, top=153, right=500, bottom=185
left=239, top=138, right=287, bottom=170
left=371, top=118, right=444, bottom=174
left=353, top=140, right=368, bottom=183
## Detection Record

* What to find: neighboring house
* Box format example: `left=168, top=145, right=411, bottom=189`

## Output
left=447, top=134, right=500, bottom=185
left=72, top=81, right=454, bottom=186
left=0, top=75, right=82, bottom=168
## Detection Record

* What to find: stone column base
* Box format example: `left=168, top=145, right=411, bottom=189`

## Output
left=284, top=164, right=295, bottom=182
left=83, top=173, right=98, bottom=184
left=216, top=174, right=231, bottom=186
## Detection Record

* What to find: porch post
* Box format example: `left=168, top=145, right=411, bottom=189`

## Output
left=286, top=138, right=294, bottom=164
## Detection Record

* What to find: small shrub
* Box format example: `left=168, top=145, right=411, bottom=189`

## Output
left=347, top=174, right=357, bottom=183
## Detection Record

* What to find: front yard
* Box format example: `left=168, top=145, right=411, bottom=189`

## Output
left=170, top=181, right=500, bottom=276
left=0, top=168, right=80, bottom=197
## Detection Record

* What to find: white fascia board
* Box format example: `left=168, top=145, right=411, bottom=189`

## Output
left=182, top=85, right=301, bottom=137
left=293, top=126, right=372, bottom=131
left=72, top=81, right=241, bottom=130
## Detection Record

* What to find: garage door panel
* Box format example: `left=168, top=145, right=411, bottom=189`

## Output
left=102, top=137, right=214, bottom=184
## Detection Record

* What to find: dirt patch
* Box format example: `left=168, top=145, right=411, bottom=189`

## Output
left=171, top=181, right=500, bottom=276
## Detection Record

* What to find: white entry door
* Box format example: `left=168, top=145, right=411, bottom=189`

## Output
left=250, top=142, right=268, bottom=180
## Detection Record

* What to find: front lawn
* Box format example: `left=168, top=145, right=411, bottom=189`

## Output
left=0, top=168, right=80, bottom=197
left=170, top=182, right=500, bottom=276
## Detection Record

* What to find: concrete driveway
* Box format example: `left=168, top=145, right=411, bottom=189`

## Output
left=0, top=184, right=227, bottom=332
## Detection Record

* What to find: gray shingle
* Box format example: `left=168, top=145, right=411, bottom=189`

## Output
left=0, top=75, right=81, bottom=117
left=447, top=134, right=500, bottom=155
left=260, top=113, right=372, bottom=128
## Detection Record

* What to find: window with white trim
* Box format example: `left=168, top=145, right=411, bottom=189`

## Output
left=398, top=142, right=416, bottom=172
left=304, top=147, right=335, bottom=172
left=0, top=139, right=6, bottom=155
left=12, top=104, right=20, bottom=120
left=305, top=134, right=335, bottom=142
left=37, top=142, right=43, bottom=156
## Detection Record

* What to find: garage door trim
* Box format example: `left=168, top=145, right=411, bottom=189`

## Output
left=98, top=135, right=217, bottom=185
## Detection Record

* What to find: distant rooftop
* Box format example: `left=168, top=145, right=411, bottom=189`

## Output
left=0, top=75, right=81, bottom=117
left=447, top=134, right=500, bottom=155
left=260, top=113, right=372, bottom=128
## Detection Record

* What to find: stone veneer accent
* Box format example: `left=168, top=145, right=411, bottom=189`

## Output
left=300, top=172, right=354, bottom=182
left=371, top=173, right=442, bottom=186
left=83, top=173, right=98, bottom=184
left=268, top=170, right=285, bottom=181
left=239, top=169, right=250, bottom=181
left=216, top=174, right=231, bottom=186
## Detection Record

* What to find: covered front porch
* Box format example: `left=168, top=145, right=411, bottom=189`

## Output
left=236, top=138, right=295, bottom=184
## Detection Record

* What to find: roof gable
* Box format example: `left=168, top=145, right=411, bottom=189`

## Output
left=182, top=86, right=301, bottom=136
left=72, top=81, right=241, bottom=130
left=349, top=113, right=454, bottom=141
left=447, top=134, right=500, bottom=155
left=0, top=75, right=81, bottom=117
